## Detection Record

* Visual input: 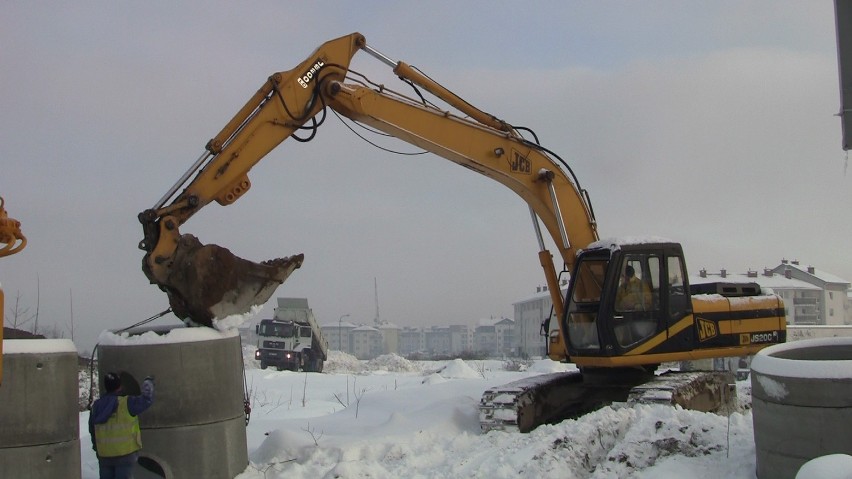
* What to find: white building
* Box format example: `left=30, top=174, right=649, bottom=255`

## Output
left=513, top=284, right=568, bottom=358
left=379, top=322, right=401, bottom=355
left=321, top=321, right=358, bottom=353
left=474, top=317, right=515, bottom=357
left=351, top=325, right=382, bottom=359
left=770, top=260, right=851, bottom=325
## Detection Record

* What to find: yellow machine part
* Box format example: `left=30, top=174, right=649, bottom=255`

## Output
left=0, top=196, right=27, bottom=386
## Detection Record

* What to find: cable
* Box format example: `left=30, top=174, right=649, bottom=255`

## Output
left=330, top=108, right=428, bottom=156
left=238, top=335, right=252, bottom=425
left=115, top=308, right=173, bottom=333
left=85, top=308, right=173, bottom=410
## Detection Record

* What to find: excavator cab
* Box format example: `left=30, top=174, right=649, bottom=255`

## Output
left=564, top=241, right=695, bottom=364
left=563, top=239, right=784, bottom=368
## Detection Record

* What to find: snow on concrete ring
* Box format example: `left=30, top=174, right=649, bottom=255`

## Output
left=751, top=337, right=852, bottom=407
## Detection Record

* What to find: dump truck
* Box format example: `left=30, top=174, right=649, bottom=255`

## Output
left=255, top=298, right=328, bottom=372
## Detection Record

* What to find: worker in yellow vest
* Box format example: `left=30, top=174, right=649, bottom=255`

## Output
left=88, top=372, right=155, bottom=479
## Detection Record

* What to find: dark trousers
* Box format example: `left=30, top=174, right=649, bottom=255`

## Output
left=99, top=462, right=134, bottom=479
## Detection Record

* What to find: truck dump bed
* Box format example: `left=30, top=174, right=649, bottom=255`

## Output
left=274, top=298, right=328, bottom=360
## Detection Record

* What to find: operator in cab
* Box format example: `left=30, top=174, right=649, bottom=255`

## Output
left=615, top=265, right=652, bottom=311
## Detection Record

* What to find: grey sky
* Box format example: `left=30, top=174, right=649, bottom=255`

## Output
left=1, top=2, right=849, bottom=353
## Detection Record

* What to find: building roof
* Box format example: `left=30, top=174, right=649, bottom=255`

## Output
left=321, top=321, right=359, bottom=329
left=512, top=287, right=568, bottom=305
left=476, top=317, right=513, bottom=327
left=352, top=325, right=379, bottom=332
left=772, top=261, right=850, bottom=286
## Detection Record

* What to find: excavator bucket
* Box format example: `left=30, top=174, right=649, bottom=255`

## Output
left=150, top=234, right=303, bottom=327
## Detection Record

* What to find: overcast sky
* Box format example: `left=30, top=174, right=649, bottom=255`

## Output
left=2, top=2, right=849, bottom=353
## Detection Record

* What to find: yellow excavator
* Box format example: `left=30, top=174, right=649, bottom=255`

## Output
left=0, top=196, right=28, bottom=386
left=139, top=33, right=785, bottom=431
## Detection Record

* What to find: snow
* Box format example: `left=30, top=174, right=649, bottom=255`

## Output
left=585, top=236, right=675, bottom=251
left=95, top=325, right=238, bottom=346
left=754, top=374, right=789, bottom=401
left=795, top=454, right=852, bottom=479
left=751, top=337, right=852, bottom=379
left=74, top=352, right=747, bottom=478
left=75, top=350, right=844, bottom=478
left=3, top=338, right=76, bottom=354
left=212, top=306, right=264, bottom=331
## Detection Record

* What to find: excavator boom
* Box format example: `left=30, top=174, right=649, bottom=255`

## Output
left=140, top=32, right=597, bottom=328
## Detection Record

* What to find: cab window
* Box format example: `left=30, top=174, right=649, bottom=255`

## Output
left=571, top=259, right=608, bottom=304
left=615, top=255, right=660, bottom=312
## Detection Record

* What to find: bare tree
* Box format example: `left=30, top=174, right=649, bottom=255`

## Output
left=40, top=323, right=66, bottom=339
left=301, top=421, right=324, bottom=445
left=31, top=274, right=40, bottom=334
left=353, top=380, right=369, bottom=418
left=8, top=290, right=35, bottom=330
left=68, top=288, right=74, bottom=341
left=302, top=372, right=308, bottom=407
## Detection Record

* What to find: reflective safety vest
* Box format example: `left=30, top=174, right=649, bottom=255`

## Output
left=94, top=396, right=142, bottom=457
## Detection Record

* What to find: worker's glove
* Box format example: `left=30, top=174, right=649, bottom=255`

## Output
left=142, top=376, right=155, bottom=396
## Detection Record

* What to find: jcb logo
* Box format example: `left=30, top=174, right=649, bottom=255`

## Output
left=697, top=318, right=717, bottom=342
left=509, top=151, right=531, bottom=174
left=739, top=334, right=751, bottom=345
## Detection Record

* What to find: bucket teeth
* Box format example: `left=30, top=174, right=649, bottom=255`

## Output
left=156, top=234, right=303, bottom=327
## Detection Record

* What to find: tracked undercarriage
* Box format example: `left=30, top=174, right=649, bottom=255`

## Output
left=479, top=368, right=735, bottom=433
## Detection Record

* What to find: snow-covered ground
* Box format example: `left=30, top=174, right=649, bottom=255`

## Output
left=75, top=349, right=825, bottom=478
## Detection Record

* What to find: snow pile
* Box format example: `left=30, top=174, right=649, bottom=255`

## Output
left=421, top=373, right=448, bottom=385
left=211, top=305, right=263, bottom=331
left=365, top=353, right=419, bottom=373
left=796, top=454, right=852, bottom=479
left=437, top=358, right=482, bottom=379
left=527, top=358, right=579, bottom=374
left=323, top=350, right=364, bottom=373
left=78, top=367, right=98, bottom=411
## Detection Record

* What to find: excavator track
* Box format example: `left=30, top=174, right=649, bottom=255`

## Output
left=479, top=369, right=735, bottom=433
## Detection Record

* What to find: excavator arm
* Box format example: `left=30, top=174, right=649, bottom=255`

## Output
left=139, top=34, right=364, bottom=325
left=140, top=33, right=598, bottom=336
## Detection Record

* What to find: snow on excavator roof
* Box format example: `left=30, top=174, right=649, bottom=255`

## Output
left=584, top=236, right=675, bottom=251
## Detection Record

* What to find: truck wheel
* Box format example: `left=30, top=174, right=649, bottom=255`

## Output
left=315, top=359, right=324, bottom=373
left=302, top=353, right=313, bottom=372
left=260, top=362, right=267, bottom=370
